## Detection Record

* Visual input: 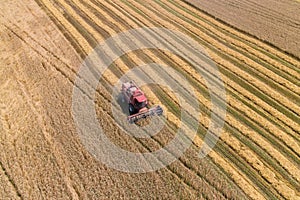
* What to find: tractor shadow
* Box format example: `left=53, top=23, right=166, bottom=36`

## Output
left=116, top=94, right=129, bottom=116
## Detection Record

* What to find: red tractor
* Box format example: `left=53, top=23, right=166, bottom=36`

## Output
left=121, top=81, right=163, bottom=123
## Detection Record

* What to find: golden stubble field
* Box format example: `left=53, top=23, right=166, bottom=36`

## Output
left=0, top=0, right=299, bottom=199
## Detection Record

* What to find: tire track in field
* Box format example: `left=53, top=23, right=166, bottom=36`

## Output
left=0, top=101, right=23, bottom=199
left=2, top=18, right=110, bottom=199
left=0, top=25, right=76, bottom=199
left=106, top=0, right=298, bottom=197
left=3, top=2, right=113, bottom=198
left=0, top=161, right=22, bottom=199
left=10, top=51, right=80, bottom=200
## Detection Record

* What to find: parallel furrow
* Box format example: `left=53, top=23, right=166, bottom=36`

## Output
left=107, top=0, right=298, bottom=197
left=158, top=0, right=300, bottom=93
left=74, top=0, right=290, bottom=198
left=30, top=0, right=232, bottom=198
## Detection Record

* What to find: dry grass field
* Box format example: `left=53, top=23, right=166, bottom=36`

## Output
left=186, top=0, right=300, bottom=58
left=0, top=0, right=299, bottom=199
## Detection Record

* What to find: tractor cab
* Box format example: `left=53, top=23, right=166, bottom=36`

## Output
left=130, top=90, right=148, bottom=110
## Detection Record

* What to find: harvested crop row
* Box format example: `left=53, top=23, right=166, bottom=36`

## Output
left=118, top=0, right=297, bottom=134
left=0, top=22, right=86, bottom=198
left=120, top=0, right=300, bottom=164
left=29, top=0, right=182, bottom=197
left=159, top=46, right=300, bottom=158
left=149, top=46, right=300, bottom=182
left=15, top=1, right=220, bottom=198
left=38, top=0, right=91, bottom=52
left=110, top=0, right=300, bottom=197
left=157, top=0, right=300, bottom=92
left=135, top=47, right=300, bottom=189
left=136, top=0, right=300, bottom=120
left=141, top=45, right=297, bottom=198
left=96, top=1, right=270, bottom=198
left=65, top=0, right=262, bottom=197
left=102, top=0, right=298, bottom=197
left=95, top=1, right=290, bottom=198
left=124, top=0, right=297, bottom=149
left=135, top=0, right=297, bottom=149
left=100, top=54, right=251, bottom=199
left=69, top=2, right=251, bottom=197
left=34, top=0, right=239, bottom=198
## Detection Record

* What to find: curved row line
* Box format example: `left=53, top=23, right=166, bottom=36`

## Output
left=33, top=0, right=241, bottom=198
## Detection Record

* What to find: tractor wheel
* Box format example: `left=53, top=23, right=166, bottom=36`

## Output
left=129, top=104, right=136, bottom=115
